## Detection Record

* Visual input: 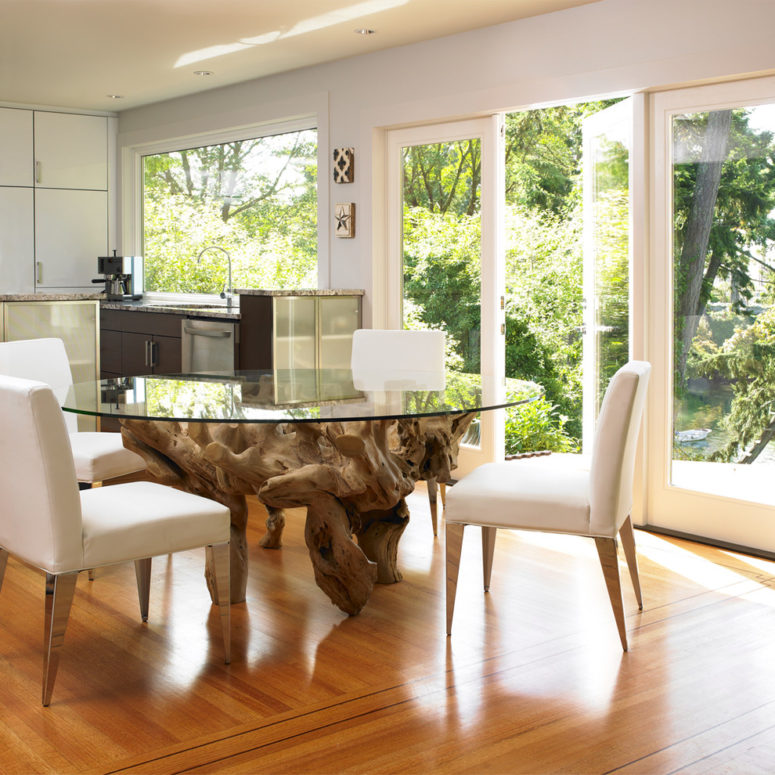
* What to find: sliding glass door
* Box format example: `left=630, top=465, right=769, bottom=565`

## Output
left=650, top=77, right=775, bottom=552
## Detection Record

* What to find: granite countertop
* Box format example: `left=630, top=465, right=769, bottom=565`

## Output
left=0, top=289, right=364, bottom=318
left=0, top=293, right=102, bottom=301
left=236, top=288, right=365, bottom=297
left=101, top=299, right=240, bottom=320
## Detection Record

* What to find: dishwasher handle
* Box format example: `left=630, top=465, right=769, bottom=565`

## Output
left=183, top=326, right=232, bottom=338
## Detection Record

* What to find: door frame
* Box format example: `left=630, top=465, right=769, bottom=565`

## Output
left=579, top=94, right=649, bottom=525
left=385, top=117, right=506, bottom=474
left=647, top=76, right=775, bottom=550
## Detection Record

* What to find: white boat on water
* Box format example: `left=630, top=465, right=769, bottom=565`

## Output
left=675, top=428, right=711, bottom=443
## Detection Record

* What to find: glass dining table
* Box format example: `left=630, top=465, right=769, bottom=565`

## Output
left=62, top=368, right=538, bottom=614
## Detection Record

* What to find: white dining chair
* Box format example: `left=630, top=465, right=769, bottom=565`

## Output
left=445, top=360, right=651, bottom=651
left=351, top=328, right=448, bottom=534
left=0, top=337, right=146, bottom=486
left=0, top=374, right=232, bottom=706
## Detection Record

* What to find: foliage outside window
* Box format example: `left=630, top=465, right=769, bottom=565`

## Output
left=142, top=128, right=317, bottom=295
left=401, top=103, right=619, bottom=453
left=673, top=106, right=775, bottom=464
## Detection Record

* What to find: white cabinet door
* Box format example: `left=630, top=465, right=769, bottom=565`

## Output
left=35, top=189, right=107, bottom=288
left=0, top=108, right=33, bottom=186
left=34, top=112, right=107, bottom=190
left=0, top=188, right=34, bottom=293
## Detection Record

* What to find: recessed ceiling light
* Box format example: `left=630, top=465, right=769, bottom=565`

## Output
left=106, top=94, right=123, bottom=100
left=354, top=28, right=376, bottom=35
left=193, top=70, right=214, bottom=76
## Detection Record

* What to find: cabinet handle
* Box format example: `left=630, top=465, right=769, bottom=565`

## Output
left=36, top=262, right=42, bottom=284
left=144, top=339, right=150, bottom=368
left=35, top=161, right=41, bottom=184
left=151, top=341, right=159, bottom=368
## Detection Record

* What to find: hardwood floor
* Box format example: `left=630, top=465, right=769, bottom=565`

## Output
left=0, top=484, right=774, bottom=774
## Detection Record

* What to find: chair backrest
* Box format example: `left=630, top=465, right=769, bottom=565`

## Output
left=350, top=329, right=446, bottom=390
left=589, top=360, right=651, bottom=535
left=0, top=375, right=83, bottom=573
left=0, top=338, right=77, bottom=433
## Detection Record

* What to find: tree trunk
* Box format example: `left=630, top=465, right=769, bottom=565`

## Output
left=742, top=418, right=775, bottom=463
left=676, top=109, right=732, bottom=379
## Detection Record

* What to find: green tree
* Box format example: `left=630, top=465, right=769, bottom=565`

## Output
left=694, top=307, right=775, bottom=463
left=674, top=109, right=775, bottom=381
left=142, top=130, right=318, bottom=294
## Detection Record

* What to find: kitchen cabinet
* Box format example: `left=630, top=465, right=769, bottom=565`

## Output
left=239, top=291, right=363, bottom=404
left=239, top=291, right=362, bottom=371
left=1, top=298, right=99, bottom=430
left=0, top=188, right=34, bottom=293
left=0, top=107, right=112, bottom=294
left=100, top=309, right=183, bottom=378
left=33, top=112, right=108, bottom=190
left=35, top=189, right=108, bottom=288
left=0, top=108, right=33, bottom=186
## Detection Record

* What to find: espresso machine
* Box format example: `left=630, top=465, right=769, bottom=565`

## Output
left=92, top=251, right=144, bottom=300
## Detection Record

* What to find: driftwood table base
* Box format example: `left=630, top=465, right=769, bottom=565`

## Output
left=120, top=412, right=475, bottom=614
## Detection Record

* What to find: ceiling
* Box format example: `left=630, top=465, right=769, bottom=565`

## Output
left=0, top=0, right=599, bottom=112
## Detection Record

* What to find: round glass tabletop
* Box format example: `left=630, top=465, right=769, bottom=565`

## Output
left=62, top=369, right=540, bottom=424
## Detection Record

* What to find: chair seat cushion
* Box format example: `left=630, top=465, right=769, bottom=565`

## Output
left=80, top=482, right=230, bottom=568
left=70, top=432, right=146, bottom=483
left=445, top=459, right=591, bottom=535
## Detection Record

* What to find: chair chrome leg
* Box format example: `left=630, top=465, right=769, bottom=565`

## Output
left=134, top=558, right=152, bottom=622
left=427, top=478, right=439, bottom=537
left=43, top=572, right=78, bottom=706
left=481, top=527, right=497, bottom=591
left=619, top=516, right=643, bottom=609
left=445, top=522, right=465, bottom=636
left=0, top=548, right=8, bottom=594
left=206, top=542, right=231, bottom=664
left=594, top=537, right=628, bottom=651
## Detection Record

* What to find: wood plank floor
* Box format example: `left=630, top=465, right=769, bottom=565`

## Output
left=1, top=483, right=774, bottom=774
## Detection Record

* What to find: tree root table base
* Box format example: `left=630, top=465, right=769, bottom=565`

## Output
left=120, top=412, right=474, bottom=614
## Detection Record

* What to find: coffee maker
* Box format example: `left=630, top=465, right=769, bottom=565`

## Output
left=92, top=251, right=144, bottom=300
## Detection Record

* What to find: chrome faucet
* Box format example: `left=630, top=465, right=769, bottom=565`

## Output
left=195, top=245, right=234, bottom=307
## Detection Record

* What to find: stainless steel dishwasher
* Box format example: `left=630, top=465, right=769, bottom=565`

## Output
left=181, top=318, right=238, bottom=373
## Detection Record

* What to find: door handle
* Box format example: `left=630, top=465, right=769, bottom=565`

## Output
left=36, top=262, right=42, bottom=284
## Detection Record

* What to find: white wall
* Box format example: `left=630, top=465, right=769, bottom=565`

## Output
left=117, top=0, right=775, bottom=325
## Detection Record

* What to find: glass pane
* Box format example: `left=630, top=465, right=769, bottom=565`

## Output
left=400, top=139, right=481, bottom=445
left=502, top=101, right=626, bottom=457
left=5, top=300, right=98, bottom=431
left=273, top=297, right=316, bottom=370
left=584, top=104, right=631, bottom=437
left=142, top=129, right=317, bottom=294
left=672, top=103, right=775, bottom=504
left=319, top=297, right=361, bottom=370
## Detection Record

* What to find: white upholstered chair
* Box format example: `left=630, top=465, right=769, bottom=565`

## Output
left=0, top=374, right=231, bottom=705
left=0, top=338, right=146, bottom=486
left=445, top=360, right=651, bottom=651
left=351, top=328, right=448, bottom=534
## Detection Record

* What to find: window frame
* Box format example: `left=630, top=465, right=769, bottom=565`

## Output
left=122, top=115, right=325, bottom=305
